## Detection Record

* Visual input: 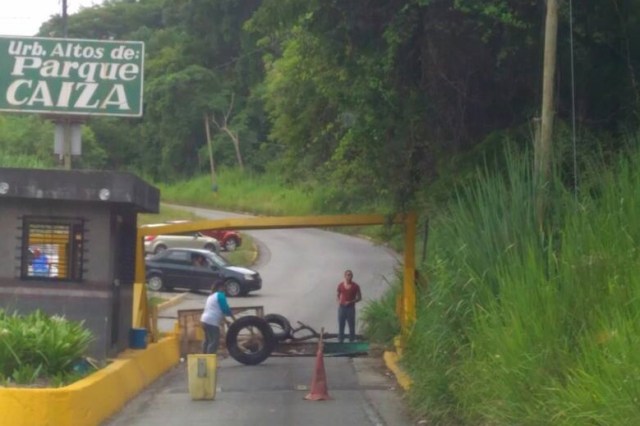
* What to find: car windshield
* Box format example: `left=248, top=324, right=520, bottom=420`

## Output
left=204, top=251, right=229, bottom=267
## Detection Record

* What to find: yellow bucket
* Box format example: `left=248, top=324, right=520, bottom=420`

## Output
left=187, top=354, right=217, bottom=400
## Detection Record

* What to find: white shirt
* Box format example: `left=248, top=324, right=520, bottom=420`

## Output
left=200, top=292, right=226, bottom=326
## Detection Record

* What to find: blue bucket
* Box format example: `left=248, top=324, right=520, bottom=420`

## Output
left=129, top=328, right=148, bottom=349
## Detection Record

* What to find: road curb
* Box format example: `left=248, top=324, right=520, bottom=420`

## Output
left=383, top=351, right=412, bottom=390
left=249, top=242, right=258, bottom=264
left=157, top=292, right=189, bottom=312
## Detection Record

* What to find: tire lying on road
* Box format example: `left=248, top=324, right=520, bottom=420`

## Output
left=264, top=313, right=292, bottom=341
left=226, top=315, right=276, bottom=365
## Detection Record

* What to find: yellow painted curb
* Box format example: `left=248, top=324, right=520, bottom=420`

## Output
left=383, top=351, right=413, bottom=390
left=249, top=243, right=258, bottom=264
left=157, top=292, right=189, bottom=311
left=0, top=335, right=180, bottom=426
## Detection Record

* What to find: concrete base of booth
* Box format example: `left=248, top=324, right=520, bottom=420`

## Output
left=0, top=334, right=180, bottom=426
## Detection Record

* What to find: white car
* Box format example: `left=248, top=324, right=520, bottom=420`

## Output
left=143, top=231, right=221, bottom=255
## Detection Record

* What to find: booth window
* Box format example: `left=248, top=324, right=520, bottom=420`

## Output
left=22, top=217, right=85, bottom=281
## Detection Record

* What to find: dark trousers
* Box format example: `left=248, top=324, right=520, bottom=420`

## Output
left=338, top=304, right=356, bottom=343
left=201, top=322, right=220, bottom=354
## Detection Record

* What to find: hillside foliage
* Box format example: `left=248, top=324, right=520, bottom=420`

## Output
left=1, top=0, right=639, bottom=211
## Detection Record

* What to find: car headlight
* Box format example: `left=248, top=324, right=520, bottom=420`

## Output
left=244, top=274, right=256, bottom=280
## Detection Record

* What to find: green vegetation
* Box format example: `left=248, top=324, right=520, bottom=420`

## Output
left=3, top=0, right=636, bottom=215
left=360, top=281, right=401, bottom=345
left=138, top=206, right=202, bottom=226
left=222, top=232, right=257, bottom=266
left=0, top=310, right=94, bottom=387
left=395, top=148, right=640, bottom=424
left=156, top=171, right=316, bottom=216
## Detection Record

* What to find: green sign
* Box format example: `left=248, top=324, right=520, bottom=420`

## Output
left=0, top=36, right=144, bottom=117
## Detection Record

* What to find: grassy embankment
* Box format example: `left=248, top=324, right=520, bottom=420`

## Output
left=400, top=149, right=640, bottom=424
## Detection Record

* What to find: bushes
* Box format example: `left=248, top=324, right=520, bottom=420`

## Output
left=0, top=309, right=94, bottom=387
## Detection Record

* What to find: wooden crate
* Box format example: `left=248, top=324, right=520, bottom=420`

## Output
left=177, top=306, right=264, bottom=356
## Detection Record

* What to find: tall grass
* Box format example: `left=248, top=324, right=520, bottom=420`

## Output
left=403, top=149, right=640, bottom=424
left=155, top=167, right=397, bottom=244
left=156, top=168, right=315, bottom=216
left=360, top=279, right=402, bottom=345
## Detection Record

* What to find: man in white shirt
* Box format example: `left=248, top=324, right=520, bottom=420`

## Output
left=200, top=282, right=236, bottom=354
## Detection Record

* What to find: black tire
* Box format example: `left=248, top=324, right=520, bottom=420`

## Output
left=225, top=279, right=242, bottom=297
left=204, top=243, right=217, bottom=253
left=264, top=313, right=292, bottom=341
left=153, top=244, right=167, bottom=254
left=226, top=316, right=275, bottom=365
left=147, top=274, right=164, bottom=291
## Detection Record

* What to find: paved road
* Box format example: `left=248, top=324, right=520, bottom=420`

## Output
left=105, top=206, right=413, bottom=426
left=105, top=356, right=411, bottom=426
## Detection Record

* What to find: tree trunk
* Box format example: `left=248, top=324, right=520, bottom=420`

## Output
left=204, top=113, right=218, bottom=191
left=227, top=130, right=244, bottom=171
left=211, top=93, right=245, bottom=171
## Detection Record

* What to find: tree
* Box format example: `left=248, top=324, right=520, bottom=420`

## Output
left=210, top=93, right=245, bottom=171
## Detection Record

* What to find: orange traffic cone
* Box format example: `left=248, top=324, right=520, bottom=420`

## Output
left=304, top=330, right=331, bottom=401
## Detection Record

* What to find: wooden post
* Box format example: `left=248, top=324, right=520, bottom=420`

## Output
left=149, top=304, right=159, bottom=343
left=536, top=0, right=559, bottom=227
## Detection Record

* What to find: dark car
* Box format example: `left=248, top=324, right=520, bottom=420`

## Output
left=145, top=248, right=261, bottom=297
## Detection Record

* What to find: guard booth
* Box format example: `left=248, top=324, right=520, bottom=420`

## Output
left=0, top=167, right=159, bottom=360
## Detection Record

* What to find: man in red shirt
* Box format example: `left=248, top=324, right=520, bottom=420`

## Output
left=336, top=269, right=362, bottom=343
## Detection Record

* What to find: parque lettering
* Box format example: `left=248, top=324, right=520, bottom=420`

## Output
left=11, top=57, right=139, bottom=83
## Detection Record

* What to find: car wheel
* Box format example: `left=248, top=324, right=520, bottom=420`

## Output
left=204, top=243, right=217, bottom=253
left=147, top=274, right=164, bottom=291
left=225, top=316, right=276, bottom=365
left=264, top=314, right=292, bottom=341
left=153, top=244, right=167, bottom=254
left=224, top=237, right=239, bottom=251
left=225, top=279, right=242, bottom=297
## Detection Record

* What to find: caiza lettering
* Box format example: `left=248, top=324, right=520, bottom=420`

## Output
left=6, top=80, right=131, bottom=111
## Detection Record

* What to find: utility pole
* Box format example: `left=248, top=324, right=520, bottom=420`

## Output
left=536, top=0, right=558, bottom=228
left=61, top=0, right=72, bottom=170
left=62, top=0, right=68, bottom=37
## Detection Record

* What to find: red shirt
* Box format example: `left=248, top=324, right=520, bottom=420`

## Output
left=337, top=281, right=361, bottom=306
